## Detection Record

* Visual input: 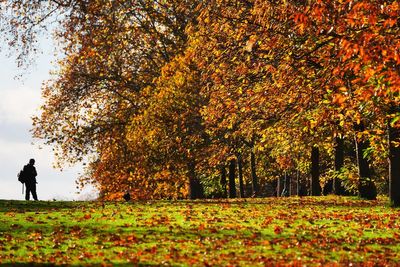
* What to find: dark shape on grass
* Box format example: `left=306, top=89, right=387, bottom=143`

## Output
left=20, top=159, right=38, bottom=201
left=123, top=191, right=131, bottom=202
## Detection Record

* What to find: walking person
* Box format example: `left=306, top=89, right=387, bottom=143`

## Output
left=22, top=159, right=38, bottom=201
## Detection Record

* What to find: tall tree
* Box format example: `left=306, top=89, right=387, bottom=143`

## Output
left=311, top=146, right=321, bottom=196
left=228, top=159, right=237, bottom=198
left=388, top=106, right=400, bottom=206
left=2, top=0, right=204, bottom=199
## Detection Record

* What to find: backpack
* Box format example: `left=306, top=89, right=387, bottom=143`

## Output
left=17, top=167, right=27, bottom=183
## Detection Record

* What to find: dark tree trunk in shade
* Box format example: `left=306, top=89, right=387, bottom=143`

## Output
left=237, top=154, right=245, bottom=198
left=333, top=136, right=346, bottom=195
left=276, top=176, right=281, bottom=197
left=228, top=159, right=237, bottom=198
left=269, top=179, right=276, bottom=197
left=296, top=170, right=307, bottom=197
left=323, top=179, right=333, bottom=195
left=296, top=170, right=307, bottom=196
left=311, top=146, right=321, bottom=196
left=354, top=123, right=377, bottom=200
left=188, top=161, right=204, bottom=199
left=388, top=108, right=400, bottom=206
left=250, top=150, right=259, bottom=196
left=220, top=166, right=227, bottom=198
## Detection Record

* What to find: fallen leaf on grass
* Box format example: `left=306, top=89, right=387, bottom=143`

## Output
left=83, top=214, right=92, bottom=220
left=274, top=226, right=283, bottom=234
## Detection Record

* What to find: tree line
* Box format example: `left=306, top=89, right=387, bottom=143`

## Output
left=1, top=0, right=400, bottom=205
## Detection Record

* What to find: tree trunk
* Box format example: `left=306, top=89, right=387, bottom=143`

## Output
left=388, top=109, right=400, bottom=206
left=281, top=172, right=290, bottom=197
left=276, top=176, right=281, bottom=197
left=323, top=179, right=333, bottom=195
left=237, top=153, right=245, bottom=198
left=333, top=136, right=346, bottom=195
left=228, top=159, right=237, bottom=198
left=311, top=146, right=321, bottom=196
left=220, top=166, right=227, bottom=198
left=250, top=150, right=259, bottom=196
left=188, top=161, right=204, bottom=199
left=354, top=123, right=377, bottom=200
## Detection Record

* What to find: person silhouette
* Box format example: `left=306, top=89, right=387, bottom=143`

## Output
left=24, top=159, right=38, bottom=201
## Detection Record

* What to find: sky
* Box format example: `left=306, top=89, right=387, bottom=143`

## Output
left=0, top=39, right=97, bottom=201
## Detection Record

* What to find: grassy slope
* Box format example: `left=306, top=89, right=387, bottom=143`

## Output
left=0, top=196, right=399, bottom=266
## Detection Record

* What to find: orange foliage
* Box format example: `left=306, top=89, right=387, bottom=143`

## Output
left=1, top=0, right=399, bottom=199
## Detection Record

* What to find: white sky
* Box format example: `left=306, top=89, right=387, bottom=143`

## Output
left=0, top=39, right=97, bottom=201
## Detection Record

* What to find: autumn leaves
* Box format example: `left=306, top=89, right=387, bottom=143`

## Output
left=1, top=198, right=400, bottom=265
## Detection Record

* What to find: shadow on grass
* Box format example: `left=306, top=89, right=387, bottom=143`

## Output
left=170, top=196, right=385, bottom=208
left=0, top=196, right=387, bottom=214
left=0, top=200, right=90, bottom=212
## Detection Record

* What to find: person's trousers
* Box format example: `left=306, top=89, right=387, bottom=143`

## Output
left=25, top=183, right=38, bottom=201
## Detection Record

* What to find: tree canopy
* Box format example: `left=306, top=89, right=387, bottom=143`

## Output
left=2, top=0, right=400, bottom=204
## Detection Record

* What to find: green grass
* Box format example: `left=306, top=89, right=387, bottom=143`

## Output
left=0, top=196, right=399, bottom=266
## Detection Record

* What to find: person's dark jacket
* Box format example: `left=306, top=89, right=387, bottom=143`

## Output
left=23, top=164, right=37, bottom=184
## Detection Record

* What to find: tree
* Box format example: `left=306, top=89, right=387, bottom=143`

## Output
left=388, top=106, right=400, bottom=206
left=3, top=0, right=399, bottom=202
left=126, top=50, right=208, bottom=199
left=2, top=0, right=204, bottom=199
left=311, top=146, right=321, bottom=196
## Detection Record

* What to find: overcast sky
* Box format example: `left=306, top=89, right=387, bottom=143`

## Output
left=0, top=39, right=97, bottom=201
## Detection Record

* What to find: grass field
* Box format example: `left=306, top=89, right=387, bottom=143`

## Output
left=0, top=196, right=399, bottom=266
